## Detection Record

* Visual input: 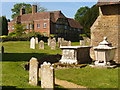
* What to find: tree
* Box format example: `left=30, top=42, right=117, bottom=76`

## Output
left=0, top=16, right=8, bottom=36
left=11, top=3, right=47, bottom=19
left=11, top=3, right=32, bottom=19
left=14, top=24, right=26, bottom=36
left=74, top=5, right=99, bottom=38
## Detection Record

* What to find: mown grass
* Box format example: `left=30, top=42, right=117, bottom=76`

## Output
left=1, top=41, right=119, bottom=89
left=55, top=67, right=118, bottom=88
left=1, top=41, right=65, bottom=89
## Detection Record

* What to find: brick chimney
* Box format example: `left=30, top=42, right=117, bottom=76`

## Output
left=32, top=5, right=37, bottom=14
left=20, top=7, right=25, bottom=15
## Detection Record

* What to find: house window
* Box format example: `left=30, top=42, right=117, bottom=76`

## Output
left=30, top=24, right=32, bottom=29
left=37, top=24, right=40, bottom=28
left=12, top=26, right=14, bottom=30
left=43, top=23, right=47, bottom=28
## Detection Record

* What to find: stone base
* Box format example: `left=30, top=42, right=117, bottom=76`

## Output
left=89, top=65, right=117, bottom=69
left=59, top=59, right=77, bottom=64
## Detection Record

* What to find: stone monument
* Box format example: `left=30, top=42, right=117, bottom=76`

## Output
left=29, top=57, right=39, bottom=86
left=68, top=41, right=71, bottom=46
left=39, top=40, right=44, bottom=49
left=35, top=37, right=39, bottom=44
left=48, top=37, right=51, bottom=46
left=30, top=37, right=35, bottom=49
left=59, top=46, right=92, bottom=64
left=91, top=0, right=120, bottom=64
left=50, top=40, right=56, bottom=50
left=41, top=62, right=54, bottom=89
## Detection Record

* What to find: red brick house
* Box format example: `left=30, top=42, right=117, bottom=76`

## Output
left=8, top=5, right=83, bottom=40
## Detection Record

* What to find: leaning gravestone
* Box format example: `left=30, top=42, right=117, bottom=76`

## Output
left=35, top=37, right=39, bottom=44
left=29, top=57, right=39, bottom=86
left=39, top=40, right=44, bottom=49
left=30, top=37, right=35, bottom=49
left=50, top=40, right=56, bottom=50
left=41, top=62, right=54, bottom=89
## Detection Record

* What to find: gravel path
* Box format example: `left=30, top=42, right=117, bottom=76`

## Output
left=55, top=78, right=87, bottom=89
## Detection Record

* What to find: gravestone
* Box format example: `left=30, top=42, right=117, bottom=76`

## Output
left=30, top=37, right=35, bottom=49
left=53, top=38, right=56, bottom=42
left=29, top=57, right=39, bottom=86
left=41, top=62, right=54, bottom=89
left=48, top=37, right=51, bottom=46
left=61, top=40, right=69, bottom=46
left=35, top=37, right=38, bottom=44
left=50, top=40, right=56, bottom=50
left=58, top=38, right=62, bottom=47
left=80, top=40, right=85, bottom=46
left=39, top=40, right=44, bottom=49
left=68, top=41, right=71, bottom=46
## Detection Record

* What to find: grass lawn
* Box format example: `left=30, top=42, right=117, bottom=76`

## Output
left=1, top=41, right=119, bottom=89
left=55, top=67, right=118, bottom=88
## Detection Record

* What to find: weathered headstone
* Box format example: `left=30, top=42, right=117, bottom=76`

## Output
left=53, top=38, right=56, bottom=42
left=39, top=40, right=44, bottom=49
left=29, top=57, right=39, bottom=86
left=48, top=37, right=51, bottom=46
left=35, top=37, right=38, bottom=44
left=61, top=40, right=69, bottom=46
left=58, top=38, right=62, bottom=47
left=68, top=41, right=71, bottom=46
left=41, top=62, right=54, bottom=89
left=50, top=40, right=56, bottom=50
left=80, top=40, right=85, bottom=46
left=30, top=37, right=35, bottom=49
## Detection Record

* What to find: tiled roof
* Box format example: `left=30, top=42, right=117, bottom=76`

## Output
left=12, top=11, right=65, bottom=22
left=11, top=11, right=82, bottom=29
left=67, top=18, right=83, bottom=29
left=97, top=0, right=120, bottom=6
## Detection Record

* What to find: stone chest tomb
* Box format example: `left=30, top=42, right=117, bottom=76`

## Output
left=91, top=0, right=120, bottom=64
left=59, top=46, right=92, bottom=64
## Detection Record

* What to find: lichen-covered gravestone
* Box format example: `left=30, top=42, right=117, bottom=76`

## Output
left=39, top=40, right=44, bottom=49
left=29, top=57, right=39, bottom=86
left=50, top=40, right=56, bottom=50
left=41, top=62, right=54, bottom=89
left=35, top=37, right=39, bottom=44
left=30, top=37, right=35, bottom=49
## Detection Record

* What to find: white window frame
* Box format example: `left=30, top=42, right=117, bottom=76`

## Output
left=37, top=23, right=40, bottom=28
left=43, top=23, right=47, bottom=28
